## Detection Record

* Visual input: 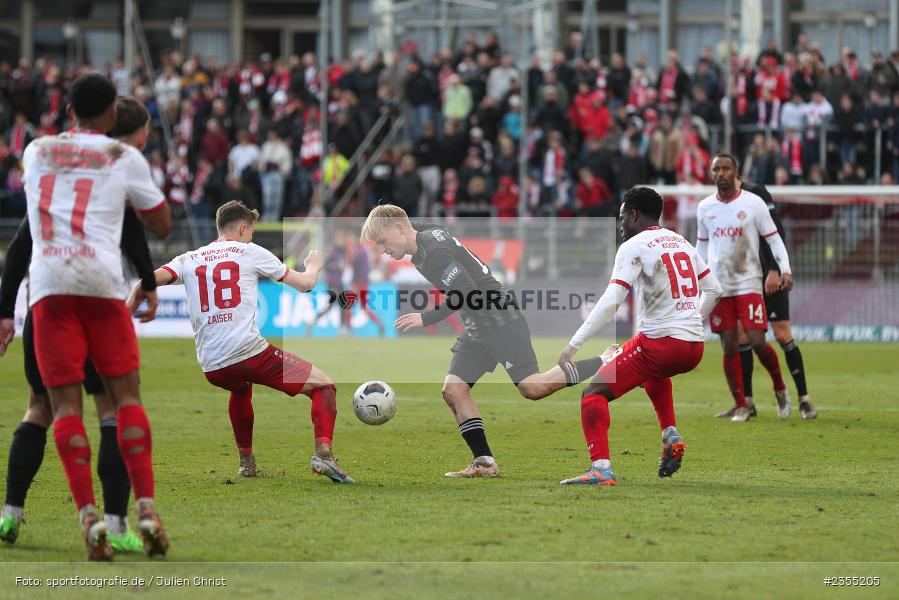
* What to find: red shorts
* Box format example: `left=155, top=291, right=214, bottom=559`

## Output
left=709, top=293, right=768, bottom=333
left=31, top=295, right=140, bottom=388
left=598, top=333, right=705, bottom=398
left=204, top=344, right=313, bottom=395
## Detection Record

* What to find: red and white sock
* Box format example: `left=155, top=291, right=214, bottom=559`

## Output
left=116, top=405, right=155, bottom=501
left=310, top=385, right=337, bottom=446
left=756, top=343, right=786, bottom=390
left=53, top=415, right=96, bottom=511
left=723, top=353, right=747, bottom=407
left=229, top=384, right=254, bottom=456
left=581, top=393, right=611, bottom=462
left=644, top=378, right=676, bottom=430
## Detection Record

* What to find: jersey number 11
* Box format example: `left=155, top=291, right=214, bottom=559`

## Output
left=37, top=174, right=94, bottom=241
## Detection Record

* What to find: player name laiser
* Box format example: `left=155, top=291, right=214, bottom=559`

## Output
left=207, top=312, right=233, bottom=324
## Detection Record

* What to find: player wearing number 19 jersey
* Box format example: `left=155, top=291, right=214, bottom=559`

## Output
left=133, top=200, right=353, bottom=483
left=558, top=187, right=723, bottom=486
left=22, top=74, right=172, bottom=560
left=697, top=154, right=794, bottom=423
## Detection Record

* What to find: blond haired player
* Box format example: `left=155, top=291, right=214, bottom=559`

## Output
left=361, top=204, right=613, bottom=478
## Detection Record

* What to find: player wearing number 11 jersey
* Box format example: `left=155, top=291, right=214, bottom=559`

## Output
left=23, top=74, right=172, bottom=560
left=131, top=200, right=353, bottom=483
left=558, top=187, right=723, bottom=486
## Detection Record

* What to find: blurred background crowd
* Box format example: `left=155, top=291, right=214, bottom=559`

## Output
left=2, top=28, right=899, bottom=222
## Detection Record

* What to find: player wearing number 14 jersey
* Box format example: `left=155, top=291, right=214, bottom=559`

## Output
left=697, top=154, right=794, bottom=423
left=558, top=187, right=723, bottom=486
left=131, top=200, right=353, bottom=483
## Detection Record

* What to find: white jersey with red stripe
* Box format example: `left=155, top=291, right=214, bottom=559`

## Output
left=696, top=188, right=779, bottom=296
left=610, top=226, right=712, bottom=342
left=23, top=130, right=166, bottom=305
left=163, top=240, right=288, bottom=372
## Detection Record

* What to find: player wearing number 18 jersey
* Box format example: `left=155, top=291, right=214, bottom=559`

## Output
left=558, top=187, right=723, bottom=486
left=132, top=200, right=353, bottom=483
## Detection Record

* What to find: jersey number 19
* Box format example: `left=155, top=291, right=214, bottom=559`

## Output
left=661, top=252, right=698, bottom=299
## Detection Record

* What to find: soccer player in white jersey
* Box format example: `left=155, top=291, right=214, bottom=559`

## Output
left=557, top=187, right=723, bottom=486
left=22, top=73, right=172, bottom=560
left=131, top=200, right=353, bottom=483
left=697, top=154, right=794, bottom=422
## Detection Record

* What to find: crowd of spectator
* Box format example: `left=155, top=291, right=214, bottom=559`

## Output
left=3, top=29, right=899, bottom=223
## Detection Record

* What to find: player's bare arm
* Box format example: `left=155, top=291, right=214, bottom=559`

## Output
left=764, top=270, right=780, bottom=295
left=126, top=267, right=174, bottom=322
left=780, top=272, right=794, bottom=291
left=137, top=202, right=173, bottom=238
left=395, top=313, right=424, bottom=332
left=281, top=250, right=324, bottom=292
left=0, top=218, right=30, bottom=357
left=0, top=318, right=13, bottom=357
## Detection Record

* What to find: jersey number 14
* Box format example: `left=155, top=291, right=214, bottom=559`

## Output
left=195, top=261, right=241, bottom=312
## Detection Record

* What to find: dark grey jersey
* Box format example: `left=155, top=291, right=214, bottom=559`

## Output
left=742, top=181, right=787, bottom=277
left=411, top=224, right=522, bottom=338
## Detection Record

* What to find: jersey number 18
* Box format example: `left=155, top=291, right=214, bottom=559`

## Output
left=195, top=261, right=241, bottom=312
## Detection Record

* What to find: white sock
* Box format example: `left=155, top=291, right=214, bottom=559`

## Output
left=104, top=514, right=128, bottom=535
left=591, top=459, right=611, bottom=470
left=78, top=504, right=100, bottom=525
left=2, top=505, right=24, bottom=520
left=477, top=455, right=496, bottom=466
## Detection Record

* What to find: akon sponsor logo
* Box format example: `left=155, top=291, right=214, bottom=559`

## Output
left=712, top=226, right=743, bottom=239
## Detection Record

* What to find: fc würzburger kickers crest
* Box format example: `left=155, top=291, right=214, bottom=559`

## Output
left=737, top=210, right=748, bottom=220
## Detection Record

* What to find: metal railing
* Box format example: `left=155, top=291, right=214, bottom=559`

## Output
left=707, top=122, right=885, bottom=178
left=328, top=115, right=407, bottom=217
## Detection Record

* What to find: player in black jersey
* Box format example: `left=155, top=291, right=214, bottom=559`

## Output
left=361, top=205, right=609, bottom=477
left=729, top=180, right=816, bottom=419
left=0, top=98, right=159, bottom=551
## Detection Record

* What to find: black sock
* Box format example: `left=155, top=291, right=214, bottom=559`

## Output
left=780, top=339, right=808, bottom=397
left=739, top=344, right=754, bottom=399
left=562, top=356, right=606, bottom=386
left=5, top=422, right=47, bottom=508
left=97, top=422, right=131, bottom=518
left=459, top=418, right=492, bottom=458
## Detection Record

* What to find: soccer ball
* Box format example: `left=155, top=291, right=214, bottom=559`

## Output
left=352, top=381, right=397, bottom=425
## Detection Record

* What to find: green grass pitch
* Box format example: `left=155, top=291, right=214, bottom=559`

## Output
left=1, top=337, right=897, bottom=598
